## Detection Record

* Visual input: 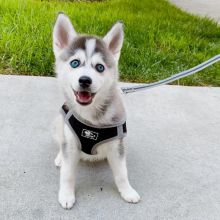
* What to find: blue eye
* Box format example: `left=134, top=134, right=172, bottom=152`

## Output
left=70, top=59, right=80, bottom=68
left=95, top=64, right=105, bottom=73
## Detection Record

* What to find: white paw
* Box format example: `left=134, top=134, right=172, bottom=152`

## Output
left=58, top=190, right=75, bottom=209
left=120, top=187, right=140, bottom=203
left=54, top=152, right=62, bottom=167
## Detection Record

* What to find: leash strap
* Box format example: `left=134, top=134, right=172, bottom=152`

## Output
left=121, top=54, right=220, bottom=94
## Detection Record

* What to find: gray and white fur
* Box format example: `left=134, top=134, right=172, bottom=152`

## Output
left=53, top=13, right=140, bottom=209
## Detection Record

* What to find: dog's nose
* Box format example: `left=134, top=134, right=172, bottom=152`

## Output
left=79, top=76, right=92, bottom=88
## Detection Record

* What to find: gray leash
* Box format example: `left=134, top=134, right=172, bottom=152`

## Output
left=121, top=54, right=220, bottom=94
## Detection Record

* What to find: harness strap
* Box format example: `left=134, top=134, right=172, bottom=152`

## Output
left=61, top=104, right=127, bottom=155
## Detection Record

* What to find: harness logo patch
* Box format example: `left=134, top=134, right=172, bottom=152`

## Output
left=81, top=129, right=99, bottom=140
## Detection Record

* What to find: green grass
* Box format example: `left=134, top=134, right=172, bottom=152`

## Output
left=0, top=0, right=220, bottom=86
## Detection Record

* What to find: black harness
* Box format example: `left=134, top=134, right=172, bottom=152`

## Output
left=61, top=104, right=127, bottom=155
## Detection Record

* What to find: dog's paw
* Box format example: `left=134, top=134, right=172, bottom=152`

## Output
left=54, top=152, right=62, bottom=167
left=58, top=190, right=75, bottom=209
left=120, top=187, right=140, bottom=203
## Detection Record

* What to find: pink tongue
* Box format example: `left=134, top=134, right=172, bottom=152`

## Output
left=77, top=92, right=92, bottom=103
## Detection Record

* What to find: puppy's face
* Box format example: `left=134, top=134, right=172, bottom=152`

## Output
left=53, top=13, right=124, bottom=106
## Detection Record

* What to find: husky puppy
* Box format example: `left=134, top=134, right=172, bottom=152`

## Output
left=53, top=13, right=140, bottom=209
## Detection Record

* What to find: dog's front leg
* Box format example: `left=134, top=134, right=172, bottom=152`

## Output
left=58, top=126, right=80, bottom=209
left=107, top=140, right=140, bottom=203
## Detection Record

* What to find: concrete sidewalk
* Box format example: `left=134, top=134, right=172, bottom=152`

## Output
left=170, top=0, right=220, bottom=24
left=1, top=75, right=220, bottom=220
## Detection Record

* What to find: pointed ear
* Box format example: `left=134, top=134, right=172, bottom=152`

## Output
left=53, top=13, right=77, bottom=58
left=103, top=21, right=124, bottom=62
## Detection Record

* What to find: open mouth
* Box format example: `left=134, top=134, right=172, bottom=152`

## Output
left=74, top=90, right=95, bottom=105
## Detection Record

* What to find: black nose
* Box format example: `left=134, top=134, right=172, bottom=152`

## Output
left=79, top=76, right=92, bottom=88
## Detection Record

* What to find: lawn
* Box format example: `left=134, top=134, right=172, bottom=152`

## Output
left=0, top=0, right=220, bottom=86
